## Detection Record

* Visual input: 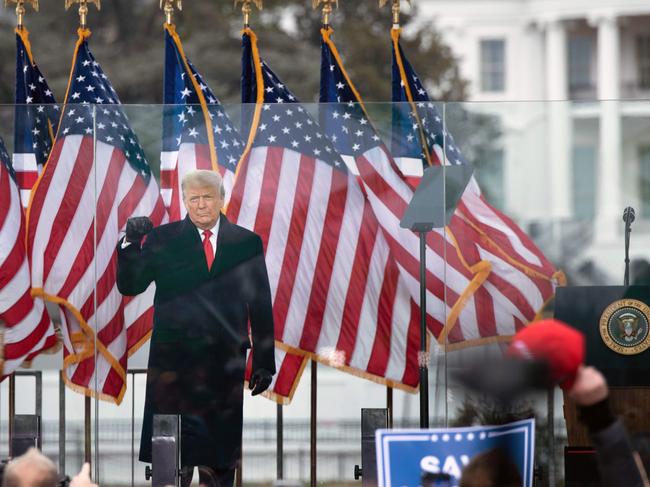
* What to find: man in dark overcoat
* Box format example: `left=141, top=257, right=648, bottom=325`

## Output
left=116, top=170, right=275, bottom=487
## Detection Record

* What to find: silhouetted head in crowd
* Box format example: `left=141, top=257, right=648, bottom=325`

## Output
left=459, top=447, right=522, bottom=487
left=2, top=448, right=58, bottom=487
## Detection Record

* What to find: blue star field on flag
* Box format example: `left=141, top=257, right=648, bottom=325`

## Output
left=242, top=32, right=346, bottom=172
left=57, top=36, right=151, bottom=180
left=163, top=28, right=242, bottom=170
left=318, top=31, right=386, bottom=158
left=14, top=29, right=59, bottom=166
left=392, top=39, right=467, bottom=167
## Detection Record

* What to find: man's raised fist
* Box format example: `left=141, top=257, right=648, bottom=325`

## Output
left=125, top=216, right=153, bottom=244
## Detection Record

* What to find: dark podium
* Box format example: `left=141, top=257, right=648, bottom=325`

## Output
left=555, top=285, right=650, bottom=446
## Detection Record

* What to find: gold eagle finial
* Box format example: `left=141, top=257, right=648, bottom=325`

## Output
left=160, top=0, right=182, bottom=25
left=4, top=0, right=39, bottom=28
left=65, top=0, right=101, bottom=29
left=234, top=0, right=263, bottom=27
left=312, top=0, right=338, bottom=27
left=379, top=0, right=412, bottom=27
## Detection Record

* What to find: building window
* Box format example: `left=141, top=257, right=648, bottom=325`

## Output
left=637, top=35, right=650, bottom=90
left=572, top=146, right=596, bottom=219
left=480, top=39, right=506, bottom=92
left=639, top=146, right=650, bottom=215
left=568, top=36, right=593, bottom=95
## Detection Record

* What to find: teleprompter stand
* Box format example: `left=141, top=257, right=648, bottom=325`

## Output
left=400, top=164, right=473, bottom=428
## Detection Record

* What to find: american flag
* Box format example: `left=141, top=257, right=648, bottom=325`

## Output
left=320, top=28, right=562, bottom=347
left=26, top=30, right=167, bottom=402
left=390, top=29, right=564, bottom=345
left=0, top=135, right=57, bottom=377
left=228, top=29, right=420, bottom=391
left=162, top=24, right=306, bottom=403
left=13, top=27, right=59, bottom=208
left=161, top=23, right=240, bottom=218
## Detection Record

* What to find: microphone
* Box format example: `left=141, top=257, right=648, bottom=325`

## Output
left=623, top=207, right=635, bottom=285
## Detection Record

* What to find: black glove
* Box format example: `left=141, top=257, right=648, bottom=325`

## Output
left=249, top=369, right=273, bottom=396
left=125, top=216, right=153, bottom=244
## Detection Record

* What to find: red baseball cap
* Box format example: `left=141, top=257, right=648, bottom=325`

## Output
left=507, top=319, right=586, bottom=390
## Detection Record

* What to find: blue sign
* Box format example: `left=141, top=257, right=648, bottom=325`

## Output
left=376, top=419, right=535, bottom=487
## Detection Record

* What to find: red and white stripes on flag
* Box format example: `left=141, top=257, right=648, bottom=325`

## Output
left=0, top=143, right=57, bottom=377
left=389, top=29, right=565, bottom=346
left=229, top=29, right=421, bottom=392
left=354, top=145, right=557, bottom=346
left=230, top=144, right=421, bottom=390
left=26, top=30, right=167, bottom=403
left=162, top=24, right=307, bottom=404
left=321, top=31, right=563, bottom=348
left=28, top=135, right=166, bottom=402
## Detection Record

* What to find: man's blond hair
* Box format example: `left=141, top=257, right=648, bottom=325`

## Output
left=181, top=170, right=225, bottom=199
left=2, top=448, right=58, bottom=487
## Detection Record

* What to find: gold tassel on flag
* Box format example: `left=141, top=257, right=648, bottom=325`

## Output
left=64, top=0, right=100, bottom=29
left=160, top=0, right=181, bottom=26
left=234, top=0, right=262, bottom=28
left=379, top=0, right=411, bottom=28
left=4, top=0, right=39, bottom=29
left=312, top=0, right=338, bottom=28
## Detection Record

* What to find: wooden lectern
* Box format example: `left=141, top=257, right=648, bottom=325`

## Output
left=555, top=285, right=650, bottom=445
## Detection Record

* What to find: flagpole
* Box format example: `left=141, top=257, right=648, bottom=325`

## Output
left=383, top=0, right=431, bottom=429
left=64, top=0, right=101, bottom=476
left=276, top=402, right=284, bottom=479
left=310, top=360, right=317, bottom=487
left=234, top=3, right=276, bottom=482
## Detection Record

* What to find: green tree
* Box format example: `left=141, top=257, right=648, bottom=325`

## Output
left=0, top=0, right=466, bottom=104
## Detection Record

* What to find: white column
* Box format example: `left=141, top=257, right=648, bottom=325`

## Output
left=592, top=13, right=621, bottom=242
left=546, top=19, right=568, bottom=101
left=544, top=18, right=572, bottom=219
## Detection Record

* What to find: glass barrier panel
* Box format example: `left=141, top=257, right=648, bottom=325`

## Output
left=5, top=99, right=646, bottom=487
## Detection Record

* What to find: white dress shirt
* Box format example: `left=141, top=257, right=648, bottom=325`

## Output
left=196, top=216, right=220, bottom=257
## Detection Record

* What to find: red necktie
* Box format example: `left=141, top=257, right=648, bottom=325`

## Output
left=202, top=229, right=214, bottom=271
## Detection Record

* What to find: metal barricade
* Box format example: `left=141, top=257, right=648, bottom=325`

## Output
left=8, top=371, right=43, bottom=458
left=11, top=415, right=41, bottom=457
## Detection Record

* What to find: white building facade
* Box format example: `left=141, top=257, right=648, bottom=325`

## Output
left=419, top=0, right=650, bottom=281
